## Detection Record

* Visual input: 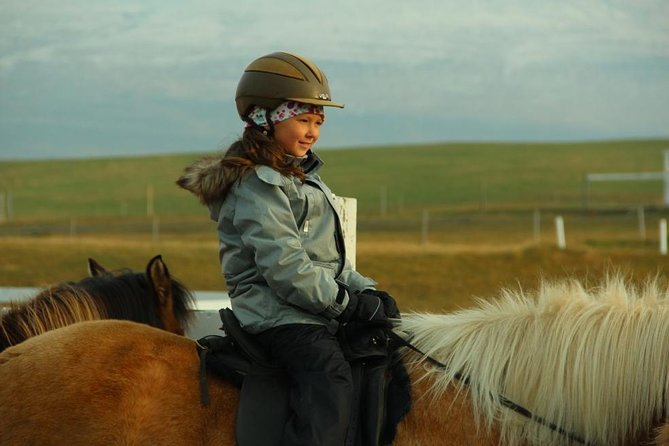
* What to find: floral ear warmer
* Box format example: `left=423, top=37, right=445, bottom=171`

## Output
left=245, top=101, right=324, bottom=129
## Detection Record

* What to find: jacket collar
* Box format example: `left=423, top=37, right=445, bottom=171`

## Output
left=285, top=150, right=323, bottom=174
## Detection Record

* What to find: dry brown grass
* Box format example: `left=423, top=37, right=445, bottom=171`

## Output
left=3, top=233, right=669, bottom=313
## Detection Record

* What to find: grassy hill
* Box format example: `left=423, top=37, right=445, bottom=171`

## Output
left=2, top=139, right=669, bottom=310
left=1, top=139, right=667, bottom=220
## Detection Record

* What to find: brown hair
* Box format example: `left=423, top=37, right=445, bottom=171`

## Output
left=176, top=127, right=305, bottom=206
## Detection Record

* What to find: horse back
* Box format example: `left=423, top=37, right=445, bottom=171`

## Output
left=0, top=320, right=238, bottom=446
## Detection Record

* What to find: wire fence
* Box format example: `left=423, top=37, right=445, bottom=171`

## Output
left=1, top=206, right=668, bottom=253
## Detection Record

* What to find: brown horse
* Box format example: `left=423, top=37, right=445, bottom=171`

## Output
left=0, top=277, right=667, bottom=445
left=0, top=255, right=194, bottom=351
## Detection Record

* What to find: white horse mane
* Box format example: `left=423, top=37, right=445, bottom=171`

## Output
left=397, top=276, right=669, bottom=446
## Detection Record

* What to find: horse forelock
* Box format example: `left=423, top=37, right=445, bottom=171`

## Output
left=0, top=284, right=103, bottom=350
left=397, top=276, right=669, bottom=446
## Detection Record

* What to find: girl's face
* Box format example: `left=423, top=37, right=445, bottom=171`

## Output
left=273, top=113, right=324, bottom=157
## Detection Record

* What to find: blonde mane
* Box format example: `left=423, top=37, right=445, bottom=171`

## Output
left=1, top=284, right=104, bottom=345
left=398, top=276, right=669, bottom=446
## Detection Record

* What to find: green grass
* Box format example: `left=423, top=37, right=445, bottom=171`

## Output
left=1, top=139, right=667, bottom=220
left=2, top=139, right=669, bottom=312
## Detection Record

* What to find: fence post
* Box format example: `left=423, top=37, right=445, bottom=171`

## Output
left=332, top=196, right=357, bottom=269
left=555, top=216, right=566, bottom=249
left=533, top=209, right=541, bottom=242
left=660, top=219, right=667, bottom=255
left=69, top=217, right=77, bottom=238
left=0, top=192, right=5, bottom=223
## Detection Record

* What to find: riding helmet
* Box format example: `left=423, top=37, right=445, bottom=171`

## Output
left=235, top=52, right=344, bottom=119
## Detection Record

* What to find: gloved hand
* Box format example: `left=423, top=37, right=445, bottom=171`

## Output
left=362, top=289, right=400, bottom=319
left=353, top=292, right=389, bottom=325
left=336, top=291, right=389, bottom=327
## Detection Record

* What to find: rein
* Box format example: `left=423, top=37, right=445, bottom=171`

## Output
left=387, top=330, right=594, bottom=446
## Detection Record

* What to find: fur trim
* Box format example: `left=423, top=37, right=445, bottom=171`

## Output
left=176, top=155, right=228, bottom=206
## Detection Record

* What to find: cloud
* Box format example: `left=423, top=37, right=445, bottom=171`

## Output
left=1, top=0, right=667, bottom=159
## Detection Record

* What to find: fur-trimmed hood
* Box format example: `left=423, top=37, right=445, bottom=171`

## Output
left=176, top=150, right=324, bottom=209
left=176, top=154, right=229, bottom=208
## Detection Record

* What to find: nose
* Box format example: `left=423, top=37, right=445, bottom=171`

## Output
left=306, top=122, right=320, bottom=141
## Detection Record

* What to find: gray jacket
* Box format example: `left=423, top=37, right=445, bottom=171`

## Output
left=202, top=152, right=375, bottom=333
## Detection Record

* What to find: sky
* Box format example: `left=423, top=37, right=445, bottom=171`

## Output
left=1, top=0, right=668, bottom=160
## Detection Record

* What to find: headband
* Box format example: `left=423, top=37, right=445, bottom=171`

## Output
left=245, top=101, right=325, bottom=129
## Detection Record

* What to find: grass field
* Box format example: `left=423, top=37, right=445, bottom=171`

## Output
left=2, top=139, right=669, bottom=311
left=1, top=139, right=668, bottom=219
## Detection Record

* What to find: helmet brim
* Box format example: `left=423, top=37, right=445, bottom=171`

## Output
left=286, top=97, right=345, bottom=109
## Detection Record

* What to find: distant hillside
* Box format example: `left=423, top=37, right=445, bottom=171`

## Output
left=0, top=139, right=667, bottom=220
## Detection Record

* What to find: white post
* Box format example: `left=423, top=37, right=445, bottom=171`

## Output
left=332, top=196, right=357, bottom=269
left=147, top=185, right=154, bottom=217
left=660, top=219, right=667, bottom=255
left=533, top=209, right=541, bottom=242
left=421, top=209, right=429, bottom=244
left=555, top=216, right=566, bottom=249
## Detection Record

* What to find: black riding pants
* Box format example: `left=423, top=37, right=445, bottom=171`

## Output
left=255, top=324, right=353, bottom=446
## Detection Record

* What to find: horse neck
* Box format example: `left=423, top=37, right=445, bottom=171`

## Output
left=0, top=285, right=103, bottom=350
left=395, top=363, right=499, bottom=445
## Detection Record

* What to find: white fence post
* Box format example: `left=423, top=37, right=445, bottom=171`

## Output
left=660, top=219, right=667, bottom=255
left=533, top=209, right=541, bottom=242
left=555, top=216, right=566, bottom=249
left=333, top=196, right=357, bottom=269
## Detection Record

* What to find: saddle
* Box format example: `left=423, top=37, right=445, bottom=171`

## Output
left=196, top=309, right=411, bottom=446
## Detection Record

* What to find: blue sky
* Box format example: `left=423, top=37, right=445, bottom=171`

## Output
left=1, top=0, right=668, bottom=160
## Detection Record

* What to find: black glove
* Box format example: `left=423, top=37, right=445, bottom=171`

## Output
left=336, top=291, right=389, bottom=327
left=335, top=289, right=358, bottom=323
left=354, top=292, right=389, bottom=325
left=362, top=289, right=400, bottom=319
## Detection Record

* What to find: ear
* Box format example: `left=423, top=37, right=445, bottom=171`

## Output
left=146, top=254, right=172, bottom=307
left=88, top=258, right=109, bottom=277
left=147, top=254, right=183, bottom=335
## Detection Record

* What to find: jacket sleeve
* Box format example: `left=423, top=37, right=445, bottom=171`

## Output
left=231, top=172, right=349, bottom=318
left=338, top=257, right=377, bottom=292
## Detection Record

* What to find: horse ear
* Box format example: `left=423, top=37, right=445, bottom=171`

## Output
left=88, top=258, right=109, bottom=277
left=146, top=255, right=172, bottom=306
